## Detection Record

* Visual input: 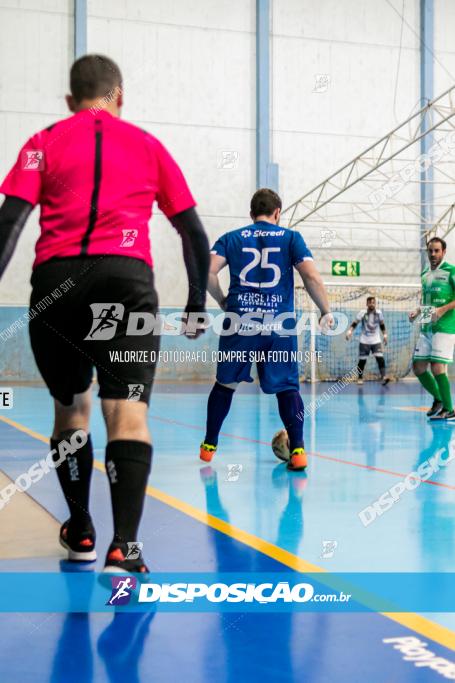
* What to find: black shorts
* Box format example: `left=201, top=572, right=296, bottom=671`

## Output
left=359, top=342, right=383, bottom=359
left=29, top=256, right=159, bottom=406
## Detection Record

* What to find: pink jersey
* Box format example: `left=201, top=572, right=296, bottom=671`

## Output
left=0, top=109, right=196, bottom=268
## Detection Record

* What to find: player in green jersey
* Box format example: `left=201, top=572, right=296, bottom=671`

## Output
left=409, top=237, right=455, bottom=420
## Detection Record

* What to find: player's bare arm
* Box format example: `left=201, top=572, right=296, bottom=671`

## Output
left=346, top=319, right=358, bottom=341
left=431, top=298, right=455, bottom=322
left=207, top=253, right=228, bottom=310
left=295, top=259, right=333, bottom=330
left=409, top=307, right=421, bottom=322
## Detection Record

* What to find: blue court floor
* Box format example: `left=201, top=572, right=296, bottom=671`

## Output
left=0, top=381, right=454, bottom=682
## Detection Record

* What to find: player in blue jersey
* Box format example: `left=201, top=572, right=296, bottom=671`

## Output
left=199, top=188, right=333, bottom=471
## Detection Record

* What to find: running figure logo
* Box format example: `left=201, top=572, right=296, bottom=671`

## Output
left=125, top=542, right=143, bottom=560
left=419, top=305, right=434, bottom=325
left=226, top=464, right=243, bottom=482
left=21, top=150, right=45, bottom=170
left=320, top=540, right=338, bottom=559
left=320, top=229, right=336, bottom=247
left=106, top=576, right=137, bottom=606
left=217, top=150, right=240, bottom=169
left=127, top=384, right=144, bottom=401
left=120, top=229, right=138, bottom=248
left=85, top=303, right=125, bottom=340
left=313, top=74, right=330, bottom=93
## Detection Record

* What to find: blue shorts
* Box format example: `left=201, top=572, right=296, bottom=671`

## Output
left=216, top=331, right=299, bottom=394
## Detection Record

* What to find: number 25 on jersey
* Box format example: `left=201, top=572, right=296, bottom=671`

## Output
left=239, top=247, right=281, bottom=288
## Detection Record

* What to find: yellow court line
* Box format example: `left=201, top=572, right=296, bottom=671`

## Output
left=0, top=414, right=49, bottom=444
left=1, top=414, right=454, bottom=651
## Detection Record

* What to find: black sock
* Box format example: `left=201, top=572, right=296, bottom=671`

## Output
left=105, top=440, right=152, bottom=545
left=276, top=390, right=304, bottom=451
left=376, top=355, right=385, bottom=378
left=357, top=359, right=367, bottom=379
left=51, top=431, right=93, bottom=527
left=204, top=382, right=235, bottom=446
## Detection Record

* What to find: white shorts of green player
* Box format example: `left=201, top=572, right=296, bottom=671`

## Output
left=413, top=331, right=455, bottom=364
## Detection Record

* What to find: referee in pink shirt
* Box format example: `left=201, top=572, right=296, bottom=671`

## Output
left=0, top=55, right=210, bottom=573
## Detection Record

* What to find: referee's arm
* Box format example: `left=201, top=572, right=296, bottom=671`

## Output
left=170, top=206, right=210, bottom=336
left=0, top=196, right=33, bottom=279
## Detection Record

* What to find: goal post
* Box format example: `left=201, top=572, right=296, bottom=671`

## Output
left=295, top=282, right=422, bottom=382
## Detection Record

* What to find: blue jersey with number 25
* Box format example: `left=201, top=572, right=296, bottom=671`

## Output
left=211, top=220, right=313, bottom=315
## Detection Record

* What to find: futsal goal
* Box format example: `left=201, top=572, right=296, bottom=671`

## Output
left=295, top=283, right=422, bottom=382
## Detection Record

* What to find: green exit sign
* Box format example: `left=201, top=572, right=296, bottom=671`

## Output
left=331, top=260, right=360, bottom=277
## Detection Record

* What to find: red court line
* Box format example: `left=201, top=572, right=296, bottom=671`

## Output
left=151, top=414, right=455, bottom=492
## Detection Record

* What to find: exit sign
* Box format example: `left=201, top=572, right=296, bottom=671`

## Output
left=331, top=260, right=360, bottom=277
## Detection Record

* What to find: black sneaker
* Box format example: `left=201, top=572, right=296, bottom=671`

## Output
left=429, top=408, right=453, bottom=421
left=104, top=542, right=149, bottom=574
left=59, top=519, right=97, bottom=562
left=381, top=377, right=390, bottom=386
left=442, top=410, right=455, bottom=421
left=427, top=400, right=443, bottom=417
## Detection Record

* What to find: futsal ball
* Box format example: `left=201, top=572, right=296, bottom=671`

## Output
left=271, top=429, right=290, bottom=462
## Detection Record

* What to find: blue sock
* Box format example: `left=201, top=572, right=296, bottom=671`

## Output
left=204, top=382, right=235, bottom=446
left=276, top=390, right=304, bottom=451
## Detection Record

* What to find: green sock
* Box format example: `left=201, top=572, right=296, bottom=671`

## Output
left=417, top=371, right=441, bottom=401
left=435, top=373, right=453, bottom=411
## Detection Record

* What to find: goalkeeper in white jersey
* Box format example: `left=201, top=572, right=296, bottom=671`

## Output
left=346, top=296, right=389, bottom=386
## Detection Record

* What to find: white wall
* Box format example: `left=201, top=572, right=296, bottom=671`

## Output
left=433, top=0, right=455, bottom=265
left=0, top=0, right=73, bottom=303
left=87, top=0, right=256, bottom=306
left=272, top=0, right=423, bottom=281
left=1, top=0, right=455, bottom=303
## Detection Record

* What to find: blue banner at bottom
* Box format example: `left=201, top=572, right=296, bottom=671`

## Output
left=0, top=572, right=453, bottom=612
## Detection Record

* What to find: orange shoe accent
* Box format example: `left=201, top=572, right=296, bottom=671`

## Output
left=200, top=447, right=215, bottom=462
left=199, top=443, right=217, bottom=463
left=80, top=538, right=94, bottom=547
left=108, top=547, right=125, bottom=562
left=287, top=449, right=308, bottom=471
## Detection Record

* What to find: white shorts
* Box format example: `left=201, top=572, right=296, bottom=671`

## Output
left=413, top=331, right=455, bottom=364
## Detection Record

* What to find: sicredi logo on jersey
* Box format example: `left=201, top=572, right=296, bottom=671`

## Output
left=241, top=229, right=285, bottom=238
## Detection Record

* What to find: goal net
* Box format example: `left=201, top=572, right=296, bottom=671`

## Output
left=295, top=283, right=421, bottom=382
